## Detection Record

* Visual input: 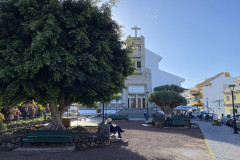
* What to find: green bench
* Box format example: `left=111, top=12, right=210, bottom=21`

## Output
left=172, top=120, right=187, bottom=126
left=108, top=115, right=126, bottom=120
left=22, top=130, right=72, bottom=143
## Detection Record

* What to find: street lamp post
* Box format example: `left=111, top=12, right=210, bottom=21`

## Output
left=229, top=85, right=238, bottom=134
left=146, top=91, right=149, bottom=120
left=102, top=102, right=105, bottom=122
left=206, top=98, right=209, bottom=114
left=218, top=100, right=221, bottom=118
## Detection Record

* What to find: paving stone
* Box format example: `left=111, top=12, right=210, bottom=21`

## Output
left=193, top=120, right=240, bottom=160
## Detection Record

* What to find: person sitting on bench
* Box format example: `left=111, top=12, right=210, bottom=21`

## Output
left=106, top=118, right=124, bottom=138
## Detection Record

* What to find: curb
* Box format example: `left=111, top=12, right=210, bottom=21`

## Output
left=197, top=123, right=214, bottom=160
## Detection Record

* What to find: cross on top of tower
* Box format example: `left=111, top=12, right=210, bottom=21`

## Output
left=131, top=25, right=141, bottom=38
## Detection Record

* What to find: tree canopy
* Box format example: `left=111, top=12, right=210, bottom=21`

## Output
left=149, top=85, right=186, bottom=118
left=0, top=0, right=134, bottom=129
left=154, top=84, right=185, bottom=93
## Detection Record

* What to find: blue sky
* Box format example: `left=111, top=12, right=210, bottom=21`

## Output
left=108, top=0, right=240, bottom=89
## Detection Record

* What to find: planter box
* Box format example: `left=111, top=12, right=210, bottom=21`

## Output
left=62, top=118, right=72, bottom=128
left=155, top=122, right=164, bottom=128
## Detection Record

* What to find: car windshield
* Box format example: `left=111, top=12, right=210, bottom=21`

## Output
left=227, top=115, right=231, bottom=118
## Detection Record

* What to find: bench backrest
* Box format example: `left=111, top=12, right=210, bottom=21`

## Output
left=172, top=119, right=186, bottom=124
left=28, top=130, right=72, bottom=137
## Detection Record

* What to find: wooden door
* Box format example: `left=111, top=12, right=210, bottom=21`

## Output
left=131, top=98, right=136, bottom=108
left=142, top=98, right=145, bottom=108
left=138, top=99, right=141, bottom=108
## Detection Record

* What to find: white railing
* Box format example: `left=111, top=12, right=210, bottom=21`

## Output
left=133, top=51, right=142, bottom=55
left=135, top=68, right=143, bottom=72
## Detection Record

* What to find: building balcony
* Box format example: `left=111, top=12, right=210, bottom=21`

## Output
left=190, top=90, right=201, bottom=95
left=191, top=100, right=203, bottom=106
left=132, top=51, right=143, bottom=57
left=135, top=68, right=143, bottom=74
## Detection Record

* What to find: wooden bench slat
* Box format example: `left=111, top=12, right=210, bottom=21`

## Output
left=23, top=138, right=71, bottom=143
left=23, top=130, right=72, bottom=143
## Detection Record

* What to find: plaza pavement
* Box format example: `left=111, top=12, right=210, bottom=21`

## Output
left=0, top=120, right=211, bottom=160
left=192, top=119, right=240, bottom=160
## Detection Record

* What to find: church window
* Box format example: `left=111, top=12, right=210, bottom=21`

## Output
left=137, top=39, right=141, bottom=44
left=137, top=61, right=141, bottom=68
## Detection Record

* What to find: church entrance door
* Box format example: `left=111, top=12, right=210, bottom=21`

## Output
left=131, top=98, right=136, bottom=108
left=138, top=99, right=141, bottom=108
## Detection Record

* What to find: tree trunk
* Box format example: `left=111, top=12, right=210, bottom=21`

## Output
left=161, top=105, right=173, bottom=119
left=165, top=113, right=172, bottom=119
left=2, top=107, right=11, bottom=123
left=116, top=101, right=118, bottom=115
left=45, top=103, right=65, bottom=130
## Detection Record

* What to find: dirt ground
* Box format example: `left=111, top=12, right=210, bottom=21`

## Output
left=0, top=120, right=211, bottom=160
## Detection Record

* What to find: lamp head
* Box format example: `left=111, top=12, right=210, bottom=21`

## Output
left=229, top=84, right=235, bottom=91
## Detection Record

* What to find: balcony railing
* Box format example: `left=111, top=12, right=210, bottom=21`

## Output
left=135, top=68, right=143, bottom=74
left=132, top=51, right=142, bottom=56
left=190, top=90, right=201, bottom=95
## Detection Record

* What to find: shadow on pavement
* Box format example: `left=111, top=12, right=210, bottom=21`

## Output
left=0, top=142, right=171, bottom=160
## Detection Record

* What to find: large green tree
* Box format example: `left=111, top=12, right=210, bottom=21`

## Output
left=0, top=0, right=134, bottom=129
left=149, top=85, right=187, bottom=118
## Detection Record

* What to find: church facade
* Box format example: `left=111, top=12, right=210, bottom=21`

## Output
left=121, top=27, right=152, bottom=109
left=121, top=26, right=185, bottom=109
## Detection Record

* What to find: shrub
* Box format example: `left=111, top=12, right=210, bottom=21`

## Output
left=212, top=121, right=221, bottom=126
left=0, top=112, right=4, bottom=123
left=0, top=123, right=7, bottom=131
left=108, top=114, right=126, bottom=120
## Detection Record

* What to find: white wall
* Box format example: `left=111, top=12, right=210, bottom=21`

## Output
left=145, top=48, right=185, bottom=91
left=202, top=74, right=234, bottom=114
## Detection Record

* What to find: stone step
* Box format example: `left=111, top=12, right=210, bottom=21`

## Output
left=14, top=145, right=75, bottom=152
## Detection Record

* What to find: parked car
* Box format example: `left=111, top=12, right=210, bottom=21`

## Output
left=226, top=114, right=239, bottom=126
left=236, top=120, right=240, bottom=129
left=204, top=113, right=213, bottom=121
left=221, top=114, right=231, bottom=125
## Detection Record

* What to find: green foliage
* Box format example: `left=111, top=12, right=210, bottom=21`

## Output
left=47, top=116, right=51, bottom=120
left=112, top=94, right=121, bottom=102
left=0, top=0, right=134, bottom=109
left=149, top=85, right=187, bottom=116
left=0, top=123, right=7, bottom=131
left=154, top=85, right=185, bottom=93
left=212, top=121, right=221, bottom=126
left=13, top=128, right=31, bottom=134
left=108, top=114, right=126, bottom=120
left=0, top=112, right=4, bottom=123
left=149, top=91, right=186, bottom=107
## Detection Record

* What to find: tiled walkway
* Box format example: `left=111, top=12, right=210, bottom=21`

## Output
left=193, top=120, right=240, bottom=160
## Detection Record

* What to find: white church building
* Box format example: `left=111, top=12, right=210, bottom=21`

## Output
left=121, top=26, right=185, bottom=109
